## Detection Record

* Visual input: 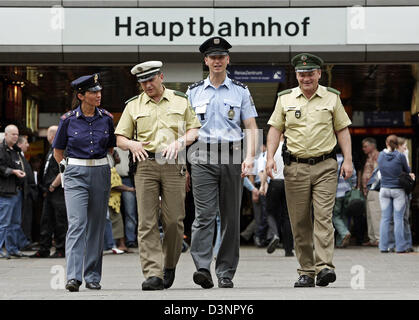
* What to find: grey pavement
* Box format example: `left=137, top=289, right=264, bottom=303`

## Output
left=1, top=245, right=419, bottom=300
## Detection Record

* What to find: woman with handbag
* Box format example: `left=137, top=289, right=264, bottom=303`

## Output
left=377, top=135, right=414, bottom=253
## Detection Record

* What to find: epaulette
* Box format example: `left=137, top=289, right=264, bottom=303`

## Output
left=327, top=87, right=341, bottom=95
left=231, top=79, right=247, bottom=89
left=125, top=95, right=139, bottom=104
left=188, top=80, right=204, bottom=90
left=174, top=91, right=188, bottom=99
left=277, top=89, right=292, bottom=97
left=60, top=110, right=75, bottom=120
left=101, top=108, right=114, bottom=119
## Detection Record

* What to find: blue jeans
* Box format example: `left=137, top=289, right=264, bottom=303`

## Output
left=103, top=209, right=115, bottom=250
left=121, top=177, right=137, bottom=246
left=379, top=188, right=410, bottom=252
left=0, top=192, right=22, bottom=254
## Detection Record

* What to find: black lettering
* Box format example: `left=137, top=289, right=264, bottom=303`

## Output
left=188, top=17, right=196, bottom=36
left=115, top=16, right=131, bottom=36
left=169, top=22, right=183, bottom=41
left=218, top=22, right=232, bottom=37
left=285, top=22, right=299, bottom=36
left=268, top=17, right=281, bottom=36
left=153, top=22, right=165, bottom=36
left=252, top=22, right=265, bottom=37
left=200, top=17, right=214, bottom=36
left=235, top=18, right=248, bottom=36
left=302, top=17, right=310, bottom=36
left=135, top=22, right=148, bottom=36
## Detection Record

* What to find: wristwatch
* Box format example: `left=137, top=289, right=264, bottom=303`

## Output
left=177, top=137, right=185, bottom=148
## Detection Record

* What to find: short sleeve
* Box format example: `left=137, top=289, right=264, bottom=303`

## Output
left=240, top=89, right=258, bottom=121
left=267, top=97, right=285, bottom=131
left=184, top=100, right=202, bottom=131
left=115, top=103, right=134, bottom=139
left=52, top=118, right=69, bottom=150
left=333, top=96, right=352, bottom=131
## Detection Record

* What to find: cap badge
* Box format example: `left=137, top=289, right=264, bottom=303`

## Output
left=214, top=38, right=220, bottom=45
left=301, top=55, right=307, bottom=61
left=94, top=74, right=98, bottom=83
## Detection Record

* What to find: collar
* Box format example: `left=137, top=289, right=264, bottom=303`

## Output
left=295, top=85, right=324, bottom=99
left=144, top=86, right=170, bottom=104
left=204, top=76, right=231, bottom=89
left=2, top=139, right=20, bottom=152
left=75, top=106, right=101, bottom=118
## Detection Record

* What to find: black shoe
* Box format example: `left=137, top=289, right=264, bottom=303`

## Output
left=316, top=268, right=336, bottom=287
left=285, top=250, right=294, bottom=257
left=267, top=235, right=280, bottom=254
left=218, top=278, right=234, bottom=288
left=142, top=276, right=164, bottom=291
left=29, top=250, right=50, bottom=258
left=294, top=275, right=315, bottom=288
left=86, top=282, right=101, bottom=290
left=66, top=279, right=82, bottom=292
left=193, top=269, right=214, bottom=289
left=163, top=268, right=176, bottom=289
left=127, top=242, right=138, bottom=248
left=49, top=251, right=65, bottom=258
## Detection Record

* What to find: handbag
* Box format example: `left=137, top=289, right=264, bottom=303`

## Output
left=399, top=172, right=416, bottom=194
left=343, top=181, right=366, bottom=217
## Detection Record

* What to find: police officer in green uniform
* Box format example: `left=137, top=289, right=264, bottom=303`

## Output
left=115, top=61, right=201, bottom=291
left=266, top=53, right=353, bottom=288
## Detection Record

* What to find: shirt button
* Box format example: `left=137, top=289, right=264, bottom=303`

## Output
left=90, top=141, right=93, bottom=144
left=90, top=132, right=92, bottom=135
left=89, top=123, right=92, bottom=126
left=91, top=150, right=93, bottom=153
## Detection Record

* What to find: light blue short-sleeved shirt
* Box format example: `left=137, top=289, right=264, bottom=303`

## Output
left=186, top=76, right=258, bottom=143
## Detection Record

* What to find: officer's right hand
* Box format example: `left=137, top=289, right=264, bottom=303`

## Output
left=130, top=141, right=150, bottom=162
left=265, top=158, right=277, bottom=179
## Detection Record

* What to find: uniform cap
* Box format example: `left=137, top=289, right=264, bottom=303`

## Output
left=199, top=37, right=232, bottom=56
left=291, top=53, right=324, bottom=72
left=131, top=61, right=163, bottom=83
left=71, top=73, right=102, bottom=92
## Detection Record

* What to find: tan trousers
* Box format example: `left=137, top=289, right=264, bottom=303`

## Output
left=134, top=160, right=186, bottom=279
left=366, top=190, right=381, bottom=243
left=284, top=158, right=338, bottom=278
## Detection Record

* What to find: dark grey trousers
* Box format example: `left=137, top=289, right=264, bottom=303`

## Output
left=190, top=159, right=243, bottom=280
left=64, top=164, right=110, bottom=283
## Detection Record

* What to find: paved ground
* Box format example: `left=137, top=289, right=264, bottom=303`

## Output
left=1, top=245, right=419, bottom=301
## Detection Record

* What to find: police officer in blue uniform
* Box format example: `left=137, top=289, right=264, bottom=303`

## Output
left=53, top=73, right=116, bottom=292
left=187, top=37, right=258, bottom=289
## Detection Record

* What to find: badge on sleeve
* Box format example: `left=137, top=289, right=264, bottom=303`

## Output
left=295, top=110, right=301, bottom=119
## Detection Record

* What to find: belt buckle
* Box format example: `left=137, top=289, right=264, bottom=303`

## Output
left=87, top=159, right=94, bottom=166
left=308, top=158, right=316, bottom=165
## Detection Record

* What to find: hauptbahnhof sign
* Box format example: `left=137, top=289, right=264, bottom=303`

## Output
left=0, top=7, right=418, bottom=46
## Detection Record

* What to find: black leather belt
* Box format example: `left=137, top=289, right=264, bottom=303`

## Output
left=290, top=151, right=336, bottom=165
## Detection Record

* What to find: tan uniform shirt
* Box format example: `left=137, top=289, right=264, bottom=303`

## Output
left=268, top=85, right=352, bottom=158
left=115, top=88, right=201, bottom=153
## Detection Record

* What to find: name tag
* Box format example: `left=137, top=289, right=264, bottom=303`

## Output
left=284, top=105, right=300, bottom=111
left=195, top=105, right=207, bottom=114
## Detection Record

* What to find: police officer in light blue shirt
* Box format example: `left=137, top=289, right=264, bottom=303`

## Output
left=53, top=73, right=116, bottom=292
left=187, top=36, right=258, bottom=289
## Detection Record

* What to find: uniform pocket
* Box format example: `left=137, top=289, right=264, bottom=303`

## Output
left=223, top=99, right=241, bottom=121
left=135, top=111, right=153, bottom=133
left=312, top=105, right=333, bottom=124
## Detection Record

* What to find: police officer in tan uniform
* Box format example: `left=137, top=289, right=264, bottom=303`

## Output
left=115, top=61, right=201, bottom=291
left=266, top=53, right=353, bottom=288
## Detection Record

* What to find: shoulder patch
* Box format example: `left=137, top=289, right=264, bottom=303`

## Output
left=60, top=110, right=75, bottom=120
left=277, top=89, right=292, bottom=97
left=188, top=80, right=204, bottom=90
left=174, top=91, right=188, bottom=99
left=125, top=95, right=139, bottom=104
left=101, top=108, right=114, bottom=119
left=327, top=87, right=341, bottom=95
left=231, top=79, right=247, bottom=89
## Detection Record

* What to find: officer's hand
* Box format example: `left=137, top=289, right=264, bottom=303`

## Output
left=340, top=160, right=353, bottom=180
left=259, top=183, right=268, bottom=196
left=130, top=141, right=150, bottom=162
left=410, top=173, right=416, bottom=181
left=13, top=169, right=26, bottom=178
left=265, top=158, right=277, bottom=179
left=251, top=188, right=259, bottom=203
left=241, top=157, right=254, bottom=178
left=162, top=140, right=180, bottom=160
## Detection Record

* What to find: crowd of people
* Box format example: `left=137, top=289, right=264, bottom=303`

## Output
left=0, top=36, right=416, bottom=291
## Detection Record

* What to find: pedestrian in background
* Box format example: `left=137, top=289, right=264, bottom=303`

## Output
left=53, top=73, right=116, bottom=292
